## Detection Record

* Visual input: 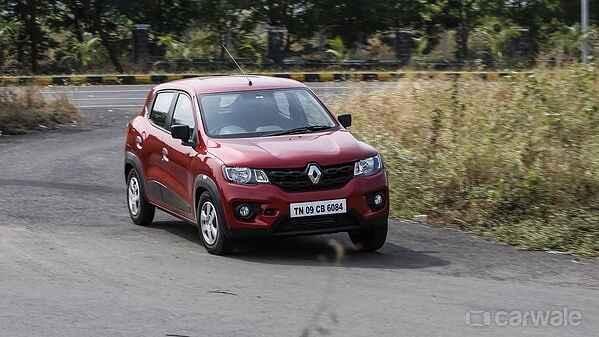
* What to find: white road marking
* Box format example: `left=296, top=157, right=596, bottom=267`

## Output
left=41, top=89, right=151, bottom=94
left=46, top=88, right=353, bottom=93
left=70, top=97, right=144, bottom=101
left=40, top=84, right=394, bottom=94
left=79, top=105, right=141, bottom=108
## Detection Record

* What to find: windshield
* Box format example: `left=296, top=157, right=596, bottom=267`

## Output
left=198, top=88, right=338, bottom=138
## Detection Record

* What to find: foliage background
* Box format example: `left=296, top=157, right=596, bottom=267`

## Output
left=0, top=0, right=598, bottom=74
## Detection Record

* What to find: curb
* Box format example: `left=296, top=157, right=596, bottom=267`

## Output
left=0, top=72, right=532, bottom=86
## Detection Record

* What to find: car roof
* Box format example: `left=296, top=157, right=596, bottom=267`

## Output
left=154, top=75, right=306, bottom=95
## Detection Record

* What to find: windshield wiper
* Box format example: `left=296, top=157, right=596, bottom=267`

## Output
left=261, top=125, right=333, bottom=137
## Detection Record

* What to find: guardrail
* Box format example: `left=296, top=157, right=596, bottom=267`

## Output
left=0, top=71, right=532, bottom=86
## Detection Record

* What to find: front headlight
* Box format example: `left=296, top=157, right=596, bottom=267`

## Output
left=354, top=154, right=383, bottom=176
left=224, top=167, right=270, bottom=184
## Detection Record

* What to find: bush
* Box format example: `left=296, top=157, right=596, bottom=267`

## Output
left=0, top=86, right=82, bottom=134
left=334, top=65, right=599, bottom=256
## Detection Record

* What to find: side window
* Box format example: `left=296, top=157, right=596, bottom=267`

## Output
left=150, top=92, right=175, bottom=128
left=172, top=94, right=195, bottom=130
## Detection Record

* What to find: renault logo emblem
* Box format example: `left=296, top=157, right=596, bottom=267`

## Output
left=307, top=164, right=322, bottom=184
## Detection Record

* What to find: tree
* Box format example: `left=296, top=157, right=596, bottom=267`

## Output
left=60, top=32, right=107, bottom=71
left=156, top=33, right=190, bottom=60
left=324, top=36, right=352, bottom=62
left=25, top=0, right=40, bottom=73
left=469, top=17, right=521, bottom=66
left=81, top=0, right=123, bottom=72
left=108, top=0, right=197, bottom=36
left=0, top=18, right=23, bottom=69
left=0, top=0, right=597, bottom=72
left=195, top=0, right=249, bottom=58
left=424, top=0, right=490, bottom=59
left=312, top=0, right=397, bottom=48
left=243, top=0, right=315, bottom=54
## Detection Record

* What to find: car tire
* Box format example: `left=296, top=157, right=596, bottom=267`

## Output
left=126, top=169, right=155, bottom=226
left=349, top=223, right=388, bottom=252
left=197, top=191, right=234, bottom=255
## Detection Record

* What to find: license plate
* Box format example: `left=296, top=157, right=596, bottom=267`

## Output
left=290, top=199, right=346, bottom=218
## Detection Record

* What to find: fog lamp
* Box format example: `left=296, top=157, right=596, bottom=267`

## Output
left=373, top=193, right=384, bottom=206
left=367, top=191, right=386, bottom=210
left=237, top=204, right=252, bottom=219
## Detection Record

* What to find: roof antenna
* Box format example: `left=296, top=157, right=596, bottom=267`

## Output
left=221, top=43, right=252, bottom=86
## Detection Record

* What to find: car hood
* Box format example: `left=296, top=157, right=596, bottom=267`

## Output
left=206, top=130, right=377, bottom=168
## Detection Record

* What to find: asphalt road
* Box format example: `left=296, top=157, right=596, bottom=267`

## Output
left=39, top=82, right=400, bottom=109
left=0, top=83, right=598, bottom=337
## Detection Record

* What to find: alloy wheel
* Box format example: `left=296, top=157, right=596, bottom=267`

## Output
left=128, top=176, right=140, bottom=216
left=200, top=201, right=219, bottom=245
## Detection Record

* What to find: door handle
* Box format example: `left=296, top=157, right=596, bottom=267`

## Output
left=135, top=135, right=143, bottom=149
left=161, top=147, right=169, bottom=162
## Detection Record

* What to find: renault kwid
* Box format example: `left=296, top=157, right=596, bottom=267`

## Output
left=124, top=76, right=389, bottom=255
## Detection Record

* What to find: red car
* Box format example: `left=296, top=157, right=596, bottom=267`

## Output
left=124, top=76, right=389, bottom=255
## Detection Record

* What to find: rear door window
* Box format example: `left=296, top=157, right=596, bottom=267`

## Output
left=150, top=92, right=175, bottom=128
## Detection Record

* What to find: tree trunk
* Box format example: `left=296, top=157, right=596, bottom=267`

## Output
left=17, top=37, right=26, bottom=66
left=82, top=0, right=124, bottom=73
left=454, top=1, right=469, bottom=60
left=26, top=0, right=39, bottom=73
left=456, top=27, right=469, bottom=60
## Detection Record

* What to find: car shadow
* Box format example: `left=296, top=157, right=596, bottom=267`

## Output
left=150, top=220, right=203, bottom=244
left=150, top=220, right=450, bottom=270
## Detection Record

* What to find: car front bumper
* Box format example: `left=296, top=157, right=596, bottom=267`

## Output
left=217, top=169, right=389, bottom=237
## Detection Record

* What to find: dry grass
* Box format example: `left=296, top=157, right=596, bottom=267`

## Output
left=334, top=65, right=599, bottom=256
left=0, top=86, right=82, bottom=134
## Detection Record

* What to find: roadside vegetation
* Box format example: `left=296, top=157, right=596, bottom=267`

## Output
left=0, top=86, right=82, bottom=135
left=336, top=65, right=599, bottom=257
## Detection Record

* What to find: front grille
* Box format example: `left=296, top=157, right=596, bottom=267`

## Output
left=276, top=213, right=357, bottom=233
left=265, top=162, right=355, bottom=192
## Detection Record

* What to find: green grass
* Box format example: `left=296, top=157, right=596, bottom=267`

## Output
left=0, top=86, right=82, bottom=134
left=333, top=65, right=599, bottom=257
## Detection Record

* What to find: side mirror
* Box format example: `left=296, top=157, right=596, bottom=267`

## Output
left=171, top=124, right=190, bottom=141
left=337, top=113, right=352, bottom=128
